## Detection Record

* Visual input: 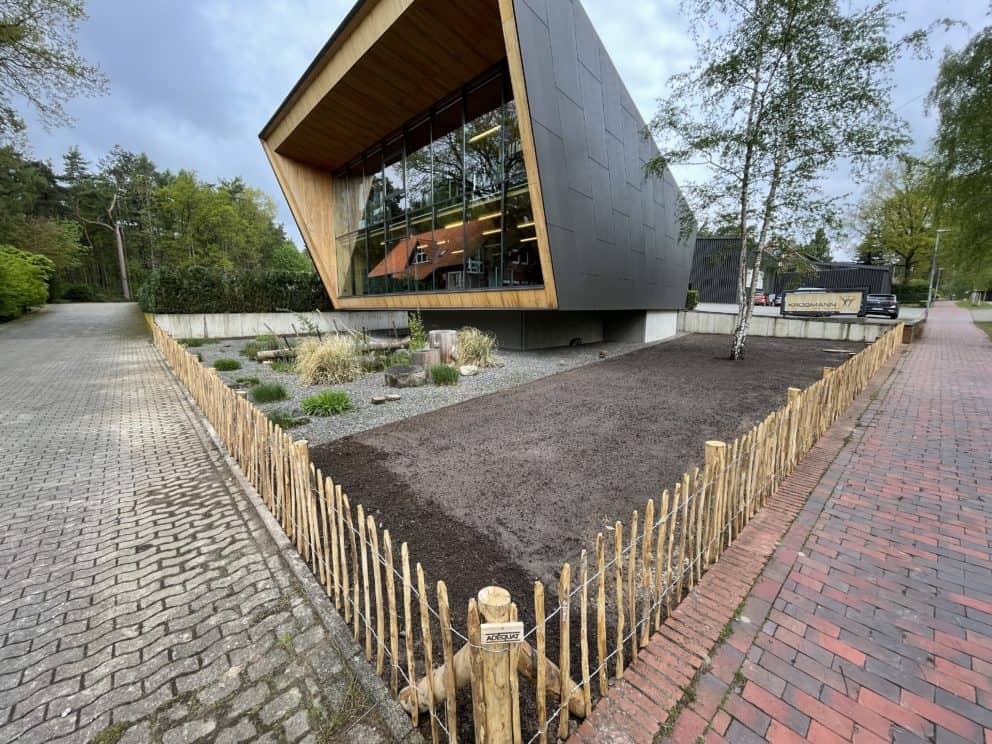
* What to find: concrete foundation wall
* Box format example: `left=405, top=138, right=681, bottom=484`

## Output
left=678, top=311, right=885, bottom=342
left=644, top=311, right=679, bottom=343
left=153, top=311, right=408, bottom=339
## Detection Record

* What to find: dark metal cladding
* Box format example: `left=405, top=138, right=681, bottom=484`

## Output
left=772, top=263, right=893, bottom=295
left=513, top=0, right=695, bottom=311
left=689, top=236, right=742, bottom=304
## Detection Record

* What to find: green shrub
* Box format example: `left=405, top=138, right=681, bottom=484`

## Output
left=213, top=358, right=242, bottom=371
left=430, top=364, right=459, bottom=386
left=388, top=350, right=411, bottom=366
left=893, top=280, right=930, bottom=305
left=271, top=360, right=295, bottom=373
left=0, top=245, right=53, bottom=320
left=136, top=266, right=331, bottom=313
left=180, top=338, right=206, bottom=347
left=235, top=376, right=260, bottom=385
left=408, top=311, right=428, bottom=350
left=250, top=382, right=289, bottom=403
left=456, top=327, right=496, bottom=367
left=685, top=289, right=700, bottom=310
left=60, top=283, right=101, bottom=302
left=295, top=335, right=362, bottom=385
left=301, top=390, right=353, bottom=416
left=267, top=408, right=308, bottom=429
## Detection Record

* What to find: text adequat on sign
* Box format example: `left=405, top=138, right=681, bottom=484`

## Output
left=479, top=621, right=525, bottom=645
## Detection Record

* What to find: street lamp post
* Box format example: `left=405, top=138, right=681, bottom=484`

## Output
left=926, top=229, right=949, bottom=310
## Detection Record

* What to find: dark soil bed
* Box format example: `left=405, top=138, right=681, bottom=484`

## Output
left=311, top=333, right=861, bottom=633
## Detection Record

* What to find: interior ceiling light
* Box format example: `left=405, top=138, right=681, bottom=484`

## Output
left=478, top=211, right=501, bottom=221
left=482, top=228, right=501, bottom=236
left=444, top=220, right=464, bottom=229
left=452, top=249, right=464, bottom=254
left=436, top=240, right=449, bottom=246
left=517, top=220, right=535, bottom=229
left=468, top=125, right=501, bottom=143
left=520, top=236, right=538, bottom=243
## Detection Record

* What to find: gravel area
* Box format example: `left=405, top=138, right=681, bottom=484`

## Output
left=192, top=335, right=649, bottom=444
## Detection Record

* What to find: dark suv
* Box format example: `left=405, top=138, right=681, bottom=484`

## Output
left=865, top=293, right=899, bottom=319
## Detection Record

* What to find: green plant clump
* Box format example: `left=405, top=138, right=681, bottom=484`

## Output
left=301, top=390, right=353, bottom=416
left=242, top=334, right=279, bottom=359
left=180, top=337, right=206, bottom=347
left=271, top=360, right=296, bottom=373
left=213, top=358, right=242, bottom=371
left=686, top=289, right=700, bottom=310
left=430, top=364, right=459, bottom=386
left=60, top=283, right=101, bottom=302
left=250, top=382, right=289, bottom=403
left=267, top=408, right=308, bottom=429
left=456, top=326, right=496, bottom=367
left=235, top=376, right=260, bottom=385
left=408, top=311, right=428, bottom=350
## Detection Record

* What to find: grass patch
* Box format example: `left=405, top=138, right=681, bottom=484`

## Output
left=235, top=376, right=260, bottom=385
left=213, top=358, right=242, bottom=371
left=271, top=360, right=296, bottom=373
left=308, top=675, right=371, bottom=741
left=430, top=364, right=459, bottom=386
left=250, top=382, right=288, bottom=403
left=457, top=326, right=497, bottom=367
left=267, top=408, right=308, bottom=429
left=296, top=335, right=362, bottom=385
left=302, top=390, right=353, bottom=416
left=242, top=335, right=280, bottom=359
left=89, top=721, right=130, bottom=744
left=179, top=338, right=206, bottom=347
left=957, top=299, right=988, bottom=309
left=976, top=322, right=992, bottom=341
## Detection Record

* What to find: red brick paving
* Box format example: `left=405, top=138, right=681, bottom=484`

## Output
left=575, top=303, right=992, bottom=743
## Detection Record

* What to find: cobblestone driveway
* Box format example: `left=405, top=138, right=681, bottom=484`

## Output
left=0, top=304, right=398, bottom=744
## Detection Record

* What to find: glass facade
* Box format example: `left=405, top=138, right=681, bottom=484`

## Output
left=333, top=66, right=543, bottom=297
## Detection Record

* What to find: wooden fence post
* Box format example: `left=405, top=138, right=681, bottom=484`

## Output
left=704, top=441, right=727, bottom=559
left=474, top=586, right=520, bottom=744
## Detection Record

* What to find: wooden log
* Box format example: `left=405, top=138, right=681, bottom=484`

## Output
left=627, top=510, right=638, bottom=664
left=437, top=581, right=457, bottom=743
left=316, top=472, right=330, bottom=593
left=327, top=478, right=341, bottom=609
left=337, top=485, right=350, bottom=622
left=402, top=543, right=417, bottom=726
left=614, top=521, right=625, bottom=678
left=467, top=599, right=483, bottom=743
left=344, top=494, right=359, bottom=639
left=368, top=516, right=385, bottom=675
left=384, top=530, right=399, bottom=696
left=705, top=441, right=727, bottom=559
left=429, top=329, right=458, bottom=364
left=535, top=581, right=547, bottom=744
left=558, top=563, right=571, bottom=740
left=510, top=603, right=522, bottom=744
left=418, top=564, right=439, bottom=744
left=256, top=347, right=296, bottom=361
left=595, top=533, right=607, bottom=697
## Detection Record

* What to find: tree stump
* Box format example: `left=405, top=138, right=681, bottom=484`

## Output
left=429, top=330, right=458, bottom=364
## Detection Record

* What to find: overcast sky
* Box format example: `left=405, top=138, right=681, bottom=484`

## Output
left=21, top=0, right=989, bottom=259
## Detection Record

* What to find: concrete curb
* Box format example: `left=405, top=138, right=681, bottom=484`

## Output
left=156, top=341, right=423, bottom=743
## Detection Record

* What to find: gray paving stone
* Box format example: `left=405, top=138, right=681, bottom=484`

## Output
left=0, top=304, right=402, bottom=743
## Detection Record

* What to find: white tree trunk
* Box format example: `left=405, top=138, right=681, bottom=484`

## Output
left=114, top=222, right=131, bottom=300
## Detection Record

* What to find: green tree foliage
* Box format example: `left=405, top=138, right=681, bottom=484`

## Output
left=0, top=0, right=108, bottom=137
left=929, top=21, right=992, bottom=291
left=0, top=144, right=312, bottom=301
left=0, top=244, right=53, bottom=318
left=647, top=0, right=928, bottom=358
left=854, top=157, right=936, bottom=283
left=803, top=228, right=833, bottom=263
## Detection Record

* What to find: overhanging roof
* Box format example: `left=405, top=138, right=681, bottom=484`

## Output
left=260, top=0, right=506, bottom=172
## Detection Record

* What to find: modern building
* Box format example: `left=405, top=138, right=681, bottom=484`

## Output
left=260, top=0, right=694, bottom=348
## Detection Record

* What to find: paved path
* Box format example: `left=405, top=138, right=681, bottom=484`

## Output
left=667, top=302, right=992, bottom=743
left=0, top=304, right=397, bottom=744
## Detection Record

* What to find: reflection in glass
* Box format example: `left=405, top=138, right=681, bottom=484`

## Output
left=331, top=66, right=543, bottom=297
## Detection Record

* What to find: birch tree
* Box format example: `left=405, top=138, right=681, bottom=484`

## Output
left=647, top=0, right=929, bottom=359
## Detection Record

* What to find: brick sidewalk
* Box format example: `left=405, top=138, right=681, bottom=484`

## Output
left=0, top=304, right=403, bottom=744
left=579, top=302, right=992, bottom=743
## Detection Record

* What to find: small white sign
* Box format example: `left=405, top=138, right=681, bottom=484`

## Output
left=480, top=621, right=524, bottom=645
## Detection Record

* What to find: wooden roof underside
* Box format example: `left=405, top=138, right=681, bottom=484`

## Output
left=266, top=0, right=507, bottom=172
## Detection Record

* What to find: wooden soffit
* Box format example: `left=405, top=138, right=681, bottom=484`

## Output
left=263, top=0, right=506, bottom=171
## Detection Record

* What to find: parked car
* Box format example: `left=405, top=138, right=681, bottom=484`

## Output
left=753, top=293, right=771, bottom=306
left=865, top=293, right=899, bottom=319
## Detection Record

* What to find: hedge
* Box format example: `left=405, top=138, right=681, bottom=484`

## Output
left=893, top=280, right=929, bottom=305
left=0, top=245, right=55, bottom=320
left=137, top=266, right=332, bottom=313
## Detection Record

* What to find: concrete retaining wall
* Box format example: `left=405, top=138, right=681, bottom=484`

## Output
left=678, top=310, right=886, bottom=342
left=152, top=311, right=408, bottom=339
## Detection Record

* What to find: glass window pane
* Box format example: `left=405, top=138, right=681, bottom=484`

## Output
left=433, top=101, right=463, bottom=220
left=502, top=188, right=542, bottom=287
left=465, top=76, right=503, bottom=203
